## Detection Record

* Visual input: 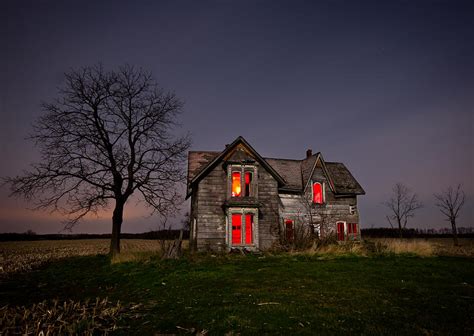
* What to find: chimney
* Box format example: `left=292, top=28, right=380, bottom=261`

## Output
left=306, top=149, right=312, bottom=158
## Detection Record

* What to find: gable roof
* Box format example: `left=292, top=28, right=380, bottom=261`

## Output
left=187, top=136, right=365, bottom=197
left=187, top=136, right=286, bottom=197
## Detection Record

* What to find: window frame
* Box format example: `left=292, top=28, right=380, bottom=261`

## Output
left=284, top=219, right=295, bottom=243
left=311, top=181, right=325, bottom=204
left=228, top=165, right=257, bottom=198
left=231, top=171, right=242, bottom=197
left=227, top=207, right=259, bottom=248
left=336, top=221, right=346, bottom=241
left=336, top=221, right=359, bottom=241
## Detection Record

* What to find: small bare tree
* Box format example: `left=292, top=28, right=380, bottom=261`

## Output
left=3, top=64, right=190, bottom=256
left=434, top=184, right=465, bottom=246
left=181, top=211, right=191, bottom=231
left=384, top=183, right=423, bottom=238
left=280, top=194, right=323, bottom=250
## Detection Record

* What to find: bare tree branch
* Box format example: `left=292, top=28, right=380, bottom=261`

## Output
left=2, top=64, right=191, bottom=255
left=383, top=183, right=423, bottom=238
left=434, top=184, right=465, bottom=246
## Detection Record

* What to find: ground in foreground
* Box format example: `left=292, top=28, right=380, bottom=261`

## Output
left=1, top=251, right=473, bottom=335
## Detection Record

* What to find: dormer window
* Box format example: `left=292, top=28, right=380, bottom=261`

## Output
left=312, top=182, right=324, bottom=204
left=229, top=165, right=256, bottom=198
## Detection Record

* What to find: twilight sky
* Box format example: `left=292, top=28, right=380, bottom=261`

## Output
left=1, top=0, right=473, bottom=234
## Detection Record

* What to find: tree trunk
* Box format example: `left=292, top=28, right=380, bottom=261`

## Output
left=397, top=218, right=403, bottom=238
left=451, top=219, right=459, bottom=246
left=110, top=199, right=125, bottom=256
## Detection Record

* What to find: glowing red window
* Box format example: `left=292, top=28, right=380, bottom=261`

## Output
left=351, top=223, right=358, bottom=238
left=313, top=182, right=323, bottom=204
left=244, top=172, right=252, bottom=196
left=337, top=222, right=345, bottom=241
left=232, top=172, right=241, bottom=197
left=232, top=214, right=242, bottom=244
left=245, top=213, right=253, bottom=244
left=285, top=219, right=294, bottom=242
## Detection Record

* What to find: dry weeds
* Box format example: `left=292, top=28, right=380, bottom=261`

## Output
left=367, top=238, right=474, bottom=257
left=0, top=239, right=179, bottom=275
left=0, top=298, right=128, bottom=335
left=287, top=238, right=474, bottom=258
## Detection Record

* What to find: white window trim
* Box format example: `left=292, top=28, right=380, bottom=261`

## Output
left=227, top=165, right=258, bottom=198
left=311, top=181, right=325, bottom=204
left=192, top=218, right=197, bottom=241
left=336, top=221, right=347, bottom=240
left=226, top=207, right=259, bottom=249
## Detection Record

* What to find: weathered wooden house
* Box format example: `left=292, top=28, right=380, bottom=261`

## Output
left=186, top=136, right=365, bottom=251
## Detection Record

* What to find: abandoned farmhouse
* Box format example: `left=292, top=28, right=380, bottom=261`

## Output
left=186, top=136, right=365, bottom=251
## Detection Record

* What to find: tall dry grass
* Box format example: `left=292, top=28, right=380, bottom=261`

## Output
left=366, top=238, right=474, bottom=257
left=0, top=298, right=128, bottom=335
left=287, top=238, right=473, bottom=258
left=371, top=239, right=434, bottom=256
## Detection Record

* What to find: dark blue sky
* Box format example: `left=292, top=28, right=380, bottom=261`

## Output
left=1, top=0, right=472, bottom=233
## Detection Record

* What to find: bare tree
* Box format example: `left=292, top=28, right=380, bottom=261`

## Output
left=3, top=64, right=191, bottom=256
left=181, top=211, right=191, bottom=231
left=384, top=183, right=423, bottom=238
left=434, top=184, right=465, bottom=246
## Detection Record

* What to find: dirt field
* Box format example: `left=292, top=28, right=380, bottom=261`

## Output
left=1, top=237, right=471, bottom=276
left=0, top=239, right=168, bottom=275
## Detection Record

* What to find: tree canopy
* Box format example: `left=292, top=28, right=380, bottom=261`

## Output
left=4, top=64, right=191, bottom=255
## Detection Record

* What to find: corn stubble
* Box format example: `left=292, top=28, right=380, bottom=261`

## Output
left=0, top=297, right=133, bottom=335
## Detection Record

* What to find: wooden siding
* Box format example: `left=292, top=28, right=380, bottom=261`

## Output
left=279, top=162, right=360, bottom=238
left=195, top=162, right=227, bottom=251
left=191, top=146, right=362, bottom=251
left=256, top=167, right=280, bottom=249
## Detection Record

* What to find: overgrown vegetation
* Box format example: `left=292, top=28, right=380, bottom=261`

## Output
left=0, top=239, right=179, bottom=275
left=1, top=239, right=473, bottom=335
left=1, top=298, right=128, bottom=335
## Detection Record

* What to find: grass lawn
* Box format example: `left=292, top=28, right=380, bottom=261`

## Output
left=1, top=253, right=473, bottom=335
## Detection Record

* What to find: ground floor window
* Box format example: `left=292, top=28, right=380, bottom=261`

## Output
left=232, top=214, right=242, bottom=244
left=347, top=223, right=358, bottom=239
left=229, top=209, right=257, bottom=246
left=337, top=221, right=345, bottom=241
left=285, top=219, right=294, bottom=242
left=285, top=219, right=295, bottom=242
left=336, top=221, right=358, bottom=241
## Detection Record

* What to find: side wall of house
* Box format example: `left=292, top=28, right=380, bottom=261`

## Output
left=311, top=165, right=359, bottom=237
left=278, top=164, right=359, bottom=238
left=195, top=163, right=227, bottom=251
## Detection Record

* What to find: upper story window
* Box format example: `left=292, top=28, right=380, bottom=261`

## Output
left=232, top=172, right=241, bottom=197
left=312, top=182, right=324, bottom=204
left=230, top=166, right=256, bottom=198
left=244, top=172, right=253, bottom=196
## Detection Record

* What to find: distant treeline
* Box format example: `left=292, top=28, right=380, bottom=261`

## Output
left=361, top=227, right=474, bottom=238
left=0, top=230, right=190, bottom=242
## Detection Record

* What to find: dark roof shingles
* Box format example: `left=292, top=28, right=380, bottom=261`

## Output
left=264, top=158, right=302, bottom=189
left=187, top=151, right=219, bottom=184
left=325, top=162, right=365, bottom=195
left=187, top=151, right=364, bottom=195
